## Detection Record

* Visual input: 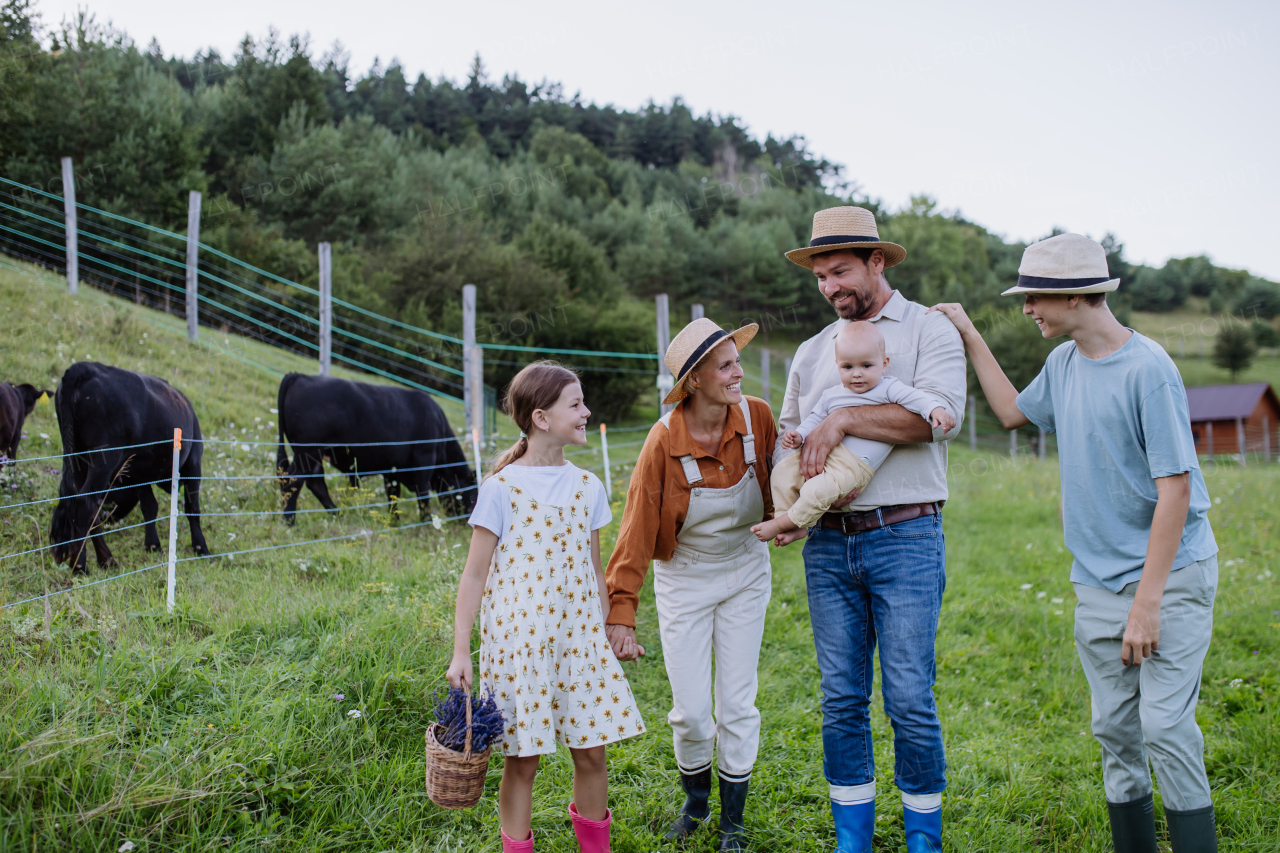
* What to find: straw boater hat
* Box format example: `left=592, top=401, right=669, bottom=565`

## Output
left=785, top=206, right=907, bottom=270
left=1001, top=233, right=1120, bottom=296
left=662, top=318, right=758, bottom=405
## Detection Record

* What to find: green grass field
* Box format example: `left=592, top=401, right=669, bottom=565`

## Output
left=1, top=260, right=1277, bottom=851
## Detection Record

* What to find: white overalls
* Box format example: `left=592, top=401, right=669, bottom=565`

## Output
left=654, top=399, right=773, bottom=782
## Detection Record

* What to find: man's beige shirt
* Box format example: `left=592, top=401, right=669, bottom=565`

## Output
left=777, top=290, right=967, bottom=511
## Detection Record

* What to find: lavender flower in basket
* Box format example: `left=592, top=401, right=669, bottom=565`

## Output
left=432, top=687, right=505, bottom=753
left=425, top=687, right=506, bottom=809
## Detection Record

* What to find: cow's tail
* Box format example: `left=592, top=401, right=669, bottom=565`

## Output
left=276, top=373, right=301, bottom=476
left=54, top=364, right=91, bottom=471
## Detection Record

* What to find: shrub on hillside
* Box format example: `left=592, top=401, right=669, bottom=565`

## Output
left=1235, top=279, right=1280, bottom=319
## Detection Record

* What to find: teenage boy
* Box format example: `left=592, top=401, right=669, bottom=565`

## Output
left=931, top=232, right=1219, bottom=853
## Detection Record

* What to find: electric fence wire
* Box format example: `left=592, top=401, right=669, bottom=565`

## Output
left=0, top=509, right=473, bottom=610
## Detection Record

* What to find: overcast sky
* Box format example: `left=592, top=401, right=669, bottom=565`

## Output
left=36, top=0, right=1280, bottom=279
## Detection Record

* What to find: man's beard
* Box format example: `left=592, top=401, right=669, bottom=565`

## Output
left=828, top=289, right=877, bottom=320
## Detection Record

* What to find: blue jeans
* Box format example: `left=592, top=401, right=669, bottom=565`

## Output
left=802, top=514, right=947, bottom=795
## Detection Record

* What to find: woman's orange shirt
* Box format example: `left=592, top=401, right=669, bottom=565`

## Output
left=604, top=396, right=776, bottom=628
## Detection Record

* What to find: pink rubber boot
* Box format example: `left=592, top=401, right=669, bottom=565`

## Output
left=500, top=828, right=533, bottom=852
left=569, top=803, right=611, bottom=853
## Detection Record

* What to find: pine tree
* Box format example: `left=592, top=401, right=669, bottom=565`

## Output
left=1213, top=325, right=1257, bottom=381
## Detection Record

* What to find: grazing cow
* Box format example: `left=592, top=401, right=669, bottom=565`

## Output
left=50, top=362, right=210, bottom=573
left=276, top=373, right=476, bottom=525
left=0, top=382, right=52, bottom=461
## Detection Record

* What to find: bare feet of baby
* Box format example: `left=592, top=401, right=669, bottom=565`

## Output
left=772, top=528, right=807, bottom=547
left=752, top=513, right=798, bottom=543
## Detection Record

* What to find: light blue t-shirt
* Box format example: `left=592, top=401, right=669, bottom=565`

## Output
left=1016, top=331, right=1217, bottom=592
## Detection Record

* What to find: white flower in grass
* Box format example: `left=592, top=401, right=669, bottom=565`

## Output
left=1036, top=591, right=1047, bottom=599
left=347, top=709, right=362, bottom=719
left=1020, top=583, right=1033, bottom=590
left=1051, top=597, right=1064, bottom=604
left=432, top=515, right=444, bottom=531
left=1230, top=678, right=1243, bottom=688
left=119, top=842, right=135, bottom=852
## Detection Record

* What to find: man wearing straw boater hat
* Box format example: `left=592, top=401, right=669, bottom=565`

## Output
left=779, top=207, right=966, bottom=853
left=605, top=319, right=778, bottom=852
left=932, top=234, right=1219, bottom=853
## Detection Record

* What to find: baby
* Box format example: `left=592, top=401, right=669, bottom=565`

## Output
left=752, top=321, right=956, bottom=544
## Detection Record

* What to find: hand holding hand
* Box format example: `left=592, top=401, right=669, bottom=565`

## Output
left=1121, top=598, right=1161, bottom=666
left=606, top=624, right=645, bottom=662
left=927, top=302, right=978, bottom=341
left=780, top=429, right=803, bottom=450
left=446, top=653, right=473, bottom=691
left=929, top=407, right=956, bottom=432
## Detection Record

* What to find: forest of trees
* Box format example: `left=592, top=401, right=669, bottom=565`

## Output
left=2, top=1, right=1277, bottom=415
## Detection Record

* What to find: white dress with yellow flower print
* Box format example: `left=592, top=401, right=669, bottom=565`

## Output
left=478, top=467, right=646, bottom=756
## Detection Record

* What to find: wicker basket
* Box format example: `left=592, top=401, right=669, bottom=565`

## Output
left=425, top=696, right=491, bottom=809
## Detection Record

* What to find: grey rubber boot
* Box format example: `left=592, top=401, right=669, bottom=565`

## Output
left=1107, top=793, right=1158, bottom=853
left=1166, top=805, right=1218, bottom=853
left=664, top=766, right=713, bottom=841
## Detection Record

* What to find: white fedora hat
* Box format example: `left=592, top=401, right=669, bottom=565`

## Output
left=1002, top=233, right=1120, bottom=296
left=785, top=206, right=906, bottom=270
left=662, top=318, right=758, bottom=406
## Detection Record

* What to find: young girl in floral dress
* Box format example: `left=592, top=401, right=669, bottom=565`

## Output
left=447, top=361, right=646, bottom=853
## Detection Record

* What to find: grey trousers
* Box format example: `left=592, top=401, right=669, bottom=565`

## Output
left=1073, top=556, right=1217, bottom=811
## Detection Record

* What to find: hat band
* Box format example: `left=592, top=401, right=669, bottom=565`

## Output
left=1016, top=274, right=1112, bottom=290
left=809, top=234, right=881, bottom=248
left=678, top=330, right=729, bottom=379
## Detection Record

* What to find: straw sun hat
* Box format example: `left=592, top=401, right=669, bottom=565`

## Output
left=662, top=318, right=758, bottom=406
left=1001, top=233, right=1120, bottom=296
left=785, top=206, right=906, bottom=270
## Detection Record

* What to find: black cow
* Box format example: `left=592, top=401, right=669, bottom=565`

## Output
left=0, top=382, right=52, bottom=461
left=50, top=362, right=210, bottom=573
left=276, top=373, right=476, bottom=525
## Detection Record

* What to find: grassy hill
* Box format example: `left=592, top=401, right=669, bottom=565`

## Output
left=1, top=261, right=1276, bottom=851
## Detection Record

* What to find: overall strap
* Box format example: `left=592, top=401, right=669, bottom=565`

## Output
left=678, top=455, right=703, bottom=484
left=739, top=398, right=756, bottom=466
left=661, top=410, right=703, bottom=484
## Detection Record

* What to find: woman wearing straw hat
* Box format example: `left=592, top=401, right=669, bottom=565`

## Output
left=604, top=318, right=777, bottom=852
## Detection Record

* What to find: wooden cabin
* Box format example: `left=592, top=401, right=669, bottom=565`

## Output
left=1185, top=382, right=1279, bottom=459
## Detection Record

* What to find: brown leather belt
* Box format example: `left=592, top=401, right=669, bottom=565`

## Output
left=819, top=502, right=941, bottom=535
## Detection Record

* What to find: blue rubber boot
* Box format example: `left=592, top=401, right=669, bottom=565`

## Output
left=903, top=794, right=943, bottom=853
left=830, top=799, right=874, bottom=853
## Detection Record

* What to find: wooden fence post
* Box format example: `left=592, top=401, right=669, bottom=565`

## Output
left=469, top=346, right=484, bottom=447
left=318, top=242, right=331, bottom=376
left=1010, top=429, right=1017, bottom=461
left=691, top=303, right=704, bottom=320
left=1237, top=416, right=1246, bottom=467
left=1206, top=421, right=1214, bottom=461
left=761, top=348, right=771, bottom=409
left=463, top=283, right=476, bottom=434
left=656, top=294, right=672, bottom=416
left=1264, top=416, right=1271, bottom=464
left=600, top=424, right=612, bottom=500
left=185, top=191, right=202, bottom=341
left=61, top=157, right=77, bottom=295
left=969, top=395, right=977, bottom=451
left=166, top=428, right=182, bottom=613
left=1038, top=428, right=1046, bottom=460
